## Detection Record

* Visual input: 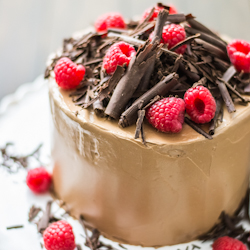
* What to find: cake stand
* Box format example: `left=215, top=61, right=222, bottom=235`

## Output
left=0, top=75, right=213, bottom=249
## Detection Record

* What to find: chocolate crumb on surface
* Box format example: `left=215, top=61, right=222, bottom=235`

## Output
left=6, top=225, right=24, bottom=230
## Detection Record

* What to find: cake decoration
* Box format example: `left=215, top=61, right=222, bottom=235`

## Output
left=184, top=85, right=216, bottom=124
left=45, top=2, right=250, bottom=141
left=227, top=40, right=250, bottom=73
left=54, top=57, right=86, bottom=90
left=212, top=236, right=247, bottom=250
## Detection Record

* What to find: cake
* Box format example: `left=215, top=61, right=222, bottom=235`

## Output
left=45, top=3, right=250, bottom=247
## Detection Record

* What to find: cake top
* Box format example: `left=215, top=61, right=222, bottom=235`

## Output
left=45, top=2, right=250, bottom=143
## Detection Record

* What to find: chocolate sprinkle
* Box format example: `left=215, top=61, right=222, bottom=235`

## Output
left=6, top=225, right=24, bottom=230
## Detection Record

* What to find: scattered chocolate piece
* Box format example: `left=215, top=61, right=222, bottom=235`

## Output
left=28, top=205, right=42, bottom=222
left=0, top=143, right=43, bottom=172
left=6, top=225, right=24, bottom=230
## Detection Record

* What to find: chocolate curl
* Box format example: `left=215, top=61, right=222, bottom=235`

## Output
left=119, top=73, right=178, bottom=127
left=185, top=26, right=227, bottom=53
left=209, top=97, right=223, bottom=135
left=105, top=42, right=162, bottom=119
left=186, top=14, right=227, bottom=44
left=216, top=79, right=236, bottom=113
left=138, top=9, right=169, bottom=92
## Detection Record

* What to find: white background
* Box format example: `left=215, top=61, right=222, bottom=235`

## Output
left=0, top=0, right=250, bottom=99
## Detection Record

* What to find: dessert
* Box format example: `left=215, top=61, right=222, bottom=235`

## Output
left=45, top=3, right=250, bottom=247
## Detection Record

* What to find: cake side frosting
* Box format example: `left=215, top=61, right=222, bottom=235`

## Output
left=49, top=78, right=250, bottom=246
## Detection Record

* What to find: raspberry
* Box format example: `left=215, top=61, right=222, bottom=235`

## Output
left=43, top=220, right=75, bottom=250
left=227, top=39, right=250, bottom=73
left=94, top=13, right=126, bottom=33
left=146, top=97, right=185, bottom=133
left=103, top=42, right=136, bottom=75
left=184, top=86, right=216, bottom=124
left=26, top=167, right=52, bottom=193
left=212, top=236, right=247, bottom=250
left=141, top=5, right=177, bottom=21
left=54, top=57, right=85, bottom=90
left=162, top=24, right=187, bottom=54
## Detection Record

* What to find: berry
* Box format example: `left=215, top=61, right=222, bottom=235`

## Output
left=184, top=86, right=216, bottom=124
left=43, top=220, right=75, bottom=250
left=103, top=42, right=136, bottom=75
left=212, top=236, right=247, bottom=250
left=94, top=13, right=126, bottom=33
left=26, top=167, right=51, bottom=193
left=54, top=57, right=85, bottom=90
left=227, top=39, right=250, bottom=73
left=141, top=4, right=177, bottom=22
left=146, top=97, right=185, bottom=133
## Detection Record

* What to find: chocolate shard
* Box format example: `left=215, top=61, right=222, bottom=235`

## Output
left=186, top=14, right=227, bottom=44
left=185, top=26, right=227, bottom=53
left=138, top=9, right=169, bottom=92
left=37, top=200, right=53, bottom=234
left=216, top=79, right=236, bottom=113
left=105, top=41, right=161, bottom=119
left=119, top=73, right=178, bottom=127
left=167, top=13, right=186, bottom=23
left=209, top=97, right=223, bottom=135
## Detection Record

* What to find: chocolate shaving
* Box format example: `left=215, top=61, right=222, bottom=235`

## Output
left=209, top=97, right=223, bottom=135
left=6, top=225, right=24, bottom=230
left=170, top=34, right=200, bottom=52
left=216, top=80, right=236, bottom=113
left=0, top=143, right=43, bottom=172
left=185, top=117, right=213, bottom=140
left=119, top=73, right=178, bottom=127
left=28, top=205, right=42, bottom=222
left=185, top=26, right=227, bottom=53
left=37, top=201, right=53, bottom=234
left=186, top=14, right=226, bottom=44
left=105, top=41, right=161, bottom=119
left=79, top=215, right=118, bottom=250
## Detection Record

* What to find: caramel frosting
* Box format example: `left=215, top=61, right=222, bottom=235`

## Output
left=49, top=77, right=250, bottom=247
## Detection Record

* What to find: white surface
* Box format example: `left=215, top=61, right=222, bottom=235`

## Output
left=0, top=76, right=214, bottom=249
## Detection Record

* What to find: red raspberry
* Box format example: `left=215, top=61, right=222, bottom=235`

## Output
left=141, top=5, right=177, bottom=21
left=54, top=57, right=85, bottom=90
left=103, top=42, right=136, bottom=75
left=184, top=86, right=216, bottom=124
left=94, top=13, right=126, bottom=33
left=162, top=24, right=187, bottom=54
left=26, top=167, right=51, bottom=193
left=43, top=220, right=75, bottom=250
left=227, top=39, right=250, bottom=73
left=212, top=236, right=247, bottom=250
left=146, top=97, right=185, bottom=133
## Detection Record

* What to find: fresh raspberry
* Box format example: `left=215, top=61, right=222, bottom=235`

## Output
left=184, top=86, right=216, bottom=124
left=227, top=39, right=250, bottom=73
left=141, top=4, right=177, bottom=21
left=212, top=236, right=247, bottom=250
left=146, top=97, right=185, bottom=133
left=94, top=13, right=126, bottom=33
left=54, top=57, right=85, bottom=90
left=43, top=220, right=75, bottom=250
left=103, top=42, right=136, bottom=75
left=26, top=167, right=52, bottom=193
left=162, top=24, right=187, bottom=54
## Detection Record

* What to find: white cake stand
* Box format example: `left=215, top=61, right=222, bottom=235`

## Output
left=0, top=75, right=213, bottom=250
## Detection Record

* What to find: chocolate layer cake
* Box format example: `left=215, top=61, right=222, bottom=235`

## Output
left=45, top=4, right=250, bottom=247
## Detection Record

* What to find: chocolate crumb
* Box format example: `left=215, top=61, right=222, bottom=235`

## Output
left=6, top=225, right=24, bottom=230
